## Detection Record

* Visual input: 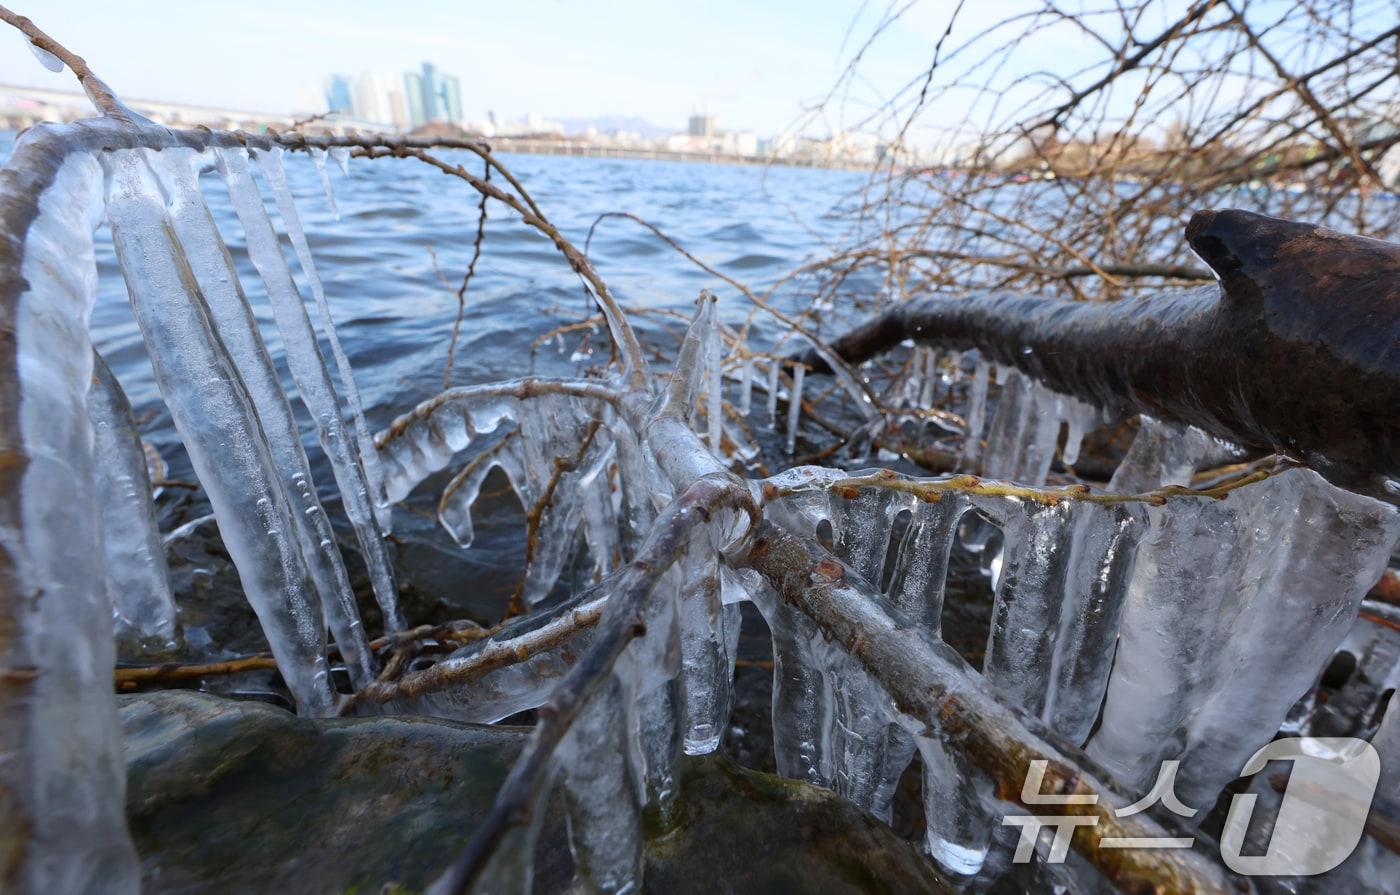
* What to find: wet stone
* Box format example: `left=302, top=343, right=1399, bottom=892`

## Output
left=122, top=691, right=955, bottom=894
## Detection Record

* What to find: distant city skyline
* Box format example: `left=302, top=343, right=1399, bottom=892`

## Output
left=0, top=0, right=1064, bottom=141
left=325, top=62, right=463, bottom=129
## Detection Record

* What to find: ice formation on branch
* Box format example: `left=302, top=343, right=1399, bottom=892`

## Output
left=88, top=350, right=178, bottom=652
left=147, top=147, right=377, bottom=688
left=104, top=148, right=338, bottom=717
left=215, top=147, right=404, bottom=633
left=5, top=147, right=142, bottom=894
left=4, top=66, right=1398, bottom=892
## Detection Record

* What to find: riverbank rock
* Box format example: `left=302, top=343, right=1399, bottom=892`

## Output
left=122, top=691, right=951, bottom=894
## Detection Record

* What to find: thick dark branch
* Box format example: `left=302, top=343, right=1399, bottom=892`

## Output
left=801, top=209, right=1400, bottom=498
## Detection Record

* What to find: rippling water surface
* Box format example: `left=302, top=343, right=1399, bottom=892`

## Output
left=84, top=150, right=869, bottom=447
left=4, top=135, right=877, bottom=617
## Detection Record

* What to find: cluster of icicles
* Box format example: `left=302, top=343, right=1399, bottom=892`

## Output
left=363, top=304, right=1400, bottom=890
left=21, top=144, right=1400, bottom=893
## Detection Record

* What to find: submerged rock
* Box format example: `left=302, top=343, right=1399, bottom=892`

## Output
left=121, top=691, right=527, bottom=893
left=649, top=756, right=953, bottom=895
left=122, top=691, right=952, bottom=894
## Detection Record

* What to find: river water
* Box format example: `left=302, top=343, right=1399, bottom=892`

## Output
left=82, top=150, right=871, bottom=456
left=1, top=138, right=878, bottom=621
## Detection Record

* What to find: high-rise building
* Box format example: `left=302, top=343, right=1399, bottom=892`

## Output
left=419, top=62, right=463, bottom=124
left=323, top=74, right=353, bottom=114
left=439, top=71, right=463, bottom=125
left=350, top=72, right=403, bottom=127
left=403, top=71, right=427, bottom=128
left=688, top=114, right=715, bottom=138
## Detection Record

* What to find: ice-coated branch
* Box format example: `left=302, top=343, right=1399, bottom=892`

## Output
left=799, top=209, right=1400, bottom=499
left=372, top=377, right=622, bottom=505
left=375, top=378, right=623, bottom=449
left=0, top=5, right=131, bottom=122
left=734, top=519, right=1240, bottom=895
left=782, top=462, right=1284, bottom=509
left=427, top=475, right=759, bottom=895
left=117, top=619, right=488, bottom=691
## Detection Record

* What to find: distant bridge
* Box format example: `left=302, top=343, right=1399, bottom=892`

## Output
left=0, top=84, right=876, bottom=170
left=0, top=83, right=388, bottom=134
left=488, top=138, right=873, bottom=170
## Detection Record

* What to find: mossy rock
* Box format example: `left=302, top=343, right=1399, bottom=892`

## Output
left=648, top=755, right=952, bottom=895
left=122, top=691, right=952, bottom=894
left=122, top=691, right=526, bottom=893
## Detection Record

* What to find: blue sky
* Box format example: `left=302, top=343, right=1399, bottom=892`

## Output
left=0, top=0, right=1058, bottom=135
left=9, top=1, right=1347, bottom=146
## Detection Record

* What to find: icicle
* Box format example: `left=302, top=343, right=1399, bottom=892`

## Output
left=88, top=351, right=179, bottom=652
left=676, top=536, right=734, bottom=754
left=919, top=732, right=994, bottom=883
left=329, top=145, right=351, bottom=175
left=520, top=431, right=609, bottom=608
left=980, top=370, right=1030, bottom=481
left=1043, top=501, right=1145, bottom=745
left=704, top=300, right=723, bottom=453
left=737, top=355, right=754, bottom=415
left=1023, top=382, right=1062, bottom=485
left=796, top=493, right=919, bottom=822
left=560, top=673, right=645, bottom=894
left=886, top=494, right=969, bottom=629
left=28, top=41, right=64, bottom=72
left=720, top=415, right=760, bottom=466
left=436, top=396, right=618, bottom=607
left=746, top=573, right=832, bottom=786
left=802, top=335, right=880, bottom=422
left=579, top=444, right=620, bottom=580
left=437, top=442, right=504, bottom=548
left=784, top=364, right=805, bottom=454
left=623, top=563, right=685, bottom=826
left=820, top=643, right=916, bottom=821
left=1107, top=415, right=1216, bottom=493
left=765, top=359, right=780, bottom=427
left=980, top=372, right=1058, bottom=485
left=308, top=147, right=339, bottom=219
left=1169, top=473, right=1400, bottom=807
left=829, top=487, right=904, bottom=586
left=918, top=347, right=939, bottom=408
left=253, top=147, right=390, bottom=533
left=150, top=148, right=376, bottom=689
left=1057, top=393, right=1100, bottom=467
left=103, top=149, right=335, bottom=716
left=12, top=149, right=141, bottom=893
left=613, top=421, right=663, bottom=557
left=958, top=361, right=990, bottom=468
left=945, top=349, right=964, bottom=384
left=976, top=497, right=1074, bottom=715
left=1089, top=469, right=1400, bottom=809
left=215, top=147, right=404, bottom=632
left=976, top=494, right=1145, bottom=738
left=898, top=348, right=919, bottom=408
